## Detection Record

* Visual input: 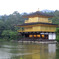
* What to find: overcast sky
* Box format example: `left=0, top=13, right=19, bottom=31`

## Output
left=0, top=0, right=59, bottom=15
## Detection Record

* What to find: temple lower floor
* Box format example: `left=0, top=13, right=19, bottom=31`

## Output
left=19, top=32, right=56, bottom=40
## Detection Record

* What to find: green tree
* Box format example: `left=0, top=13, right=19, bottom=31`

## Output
left=56, top=28, right=59, bottom=42
left=0, top=20, right=5, bottom=38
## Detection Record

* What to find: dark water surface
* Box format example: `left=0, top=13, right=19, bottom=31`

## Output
left=0, top=42, right=59, bottom=59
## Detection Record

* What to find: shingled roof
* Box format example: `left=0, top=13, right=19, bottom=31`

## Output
left=23, top=11, right=54, bottom=18
left=17, top=22, right=58, bottom=26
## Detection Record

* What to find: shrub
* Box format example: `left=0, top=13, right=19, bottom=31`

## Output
left=2, top=30, right=19, bottom=40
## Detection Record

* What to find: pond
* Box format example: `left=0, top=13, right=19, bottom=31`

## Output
left=0, top=41, right=59, bottom=59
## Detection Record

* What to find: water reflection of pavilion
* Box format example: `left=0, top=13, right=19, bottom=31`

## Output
left=48, top=44, right=56, bottom=59
left=40, top=44, right=56, bottom=59
left=23, top=44, right=56, bottom=59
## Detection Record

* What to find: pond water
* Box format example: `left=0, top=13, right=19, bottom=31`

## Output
left=0, top=42, right=59, bottom=59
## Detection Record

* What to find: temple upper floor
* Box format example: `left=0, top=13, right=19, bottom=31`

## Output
left=23, top=11, right=53, bottom=23
left=25, top=17, right=52, bottom=23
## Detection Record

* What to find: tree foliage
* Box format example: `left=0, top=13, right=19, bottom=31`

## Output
left=2, top=30, right=18, bottom=40
left=56, top=28, right=59, bottom=42
left=0, top=11, right=27, bottom=40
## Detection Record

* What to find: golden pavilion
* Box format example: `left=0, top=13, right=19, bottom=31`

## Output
left=17, top=11, right=58, bottom=40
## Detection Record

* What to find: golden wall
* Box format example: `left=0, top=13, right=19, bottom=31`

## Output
left=25, top=17, right=52, bottom=23
left=25, top=17, right=38, bottom=23
left=40, top=26, right=56, bottom=32
left=18, top=26, right=56, bottom=32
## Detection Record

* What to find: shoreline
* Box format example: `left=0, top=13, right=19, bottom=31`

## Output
left=0, top=39, right=59, bottom=44
left=18, top=40, right=57, bottom=44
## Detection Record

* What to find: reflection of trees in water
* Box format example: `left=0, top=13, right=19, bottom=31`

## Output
left=56, top=44, right=59, bottom=59
left=9, top=43, right=25, bottom=59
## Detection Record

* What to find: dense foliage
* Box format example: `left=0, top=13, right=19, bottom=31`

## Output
left=0, top=11, right=27, bottom=40
left=56, top=28, right=59, bottom=42
left=0, top=10, right=59, bottom=41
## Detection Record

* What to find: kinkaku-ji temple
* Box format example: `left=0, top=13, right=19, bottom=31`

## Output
left=17, top=10, right=59, bottom=41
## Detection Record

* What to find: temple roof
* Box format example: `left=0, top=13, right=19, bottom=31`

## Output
left=23, top=11, right=54, bottom=18
left=17, top=22, right=58, bottom=26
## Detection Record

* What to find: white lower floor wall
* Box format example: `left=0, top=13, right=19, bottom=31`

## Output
left=48, top=33, right=56, bottom=40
